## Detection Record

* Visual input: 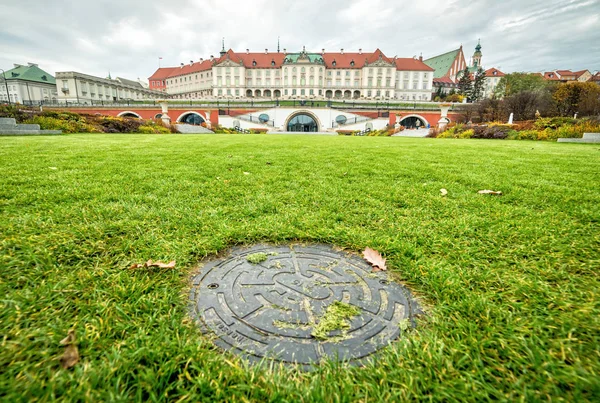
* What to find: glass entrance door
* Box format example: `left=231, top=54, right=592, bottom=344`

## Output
left=287, top=114, right=318, bottom=132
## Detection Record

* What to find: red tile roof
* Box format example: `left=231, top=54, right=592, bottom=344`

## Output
left=366, top=48, right=393, bottom=65
left=395, top=58, right=435, bottom=71
left=543, top=72, right=561, bottom=80
left=591, top=72, right=600, bottom=82
left=433, top=77, right=455, bottom=84
left=556, top=70, right=576, bottom=77
left=322, top=52, right=368, bottom=69
left=167, top=60, right=213, bottom=78
left=155, top=49, right=441, bottom=78
left=573, top=69, right=590, bottom=79
left=485, top=68, right=505, bottom=78
left=234, top=52, right=288, bottom=69
left=148, top=67, right=177, bottom=81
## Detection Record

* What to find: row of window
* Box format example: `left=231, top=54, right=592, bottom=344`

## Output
left=211, top=88, right=431, bottom=99
left=166, top=72, right=213, bottom=86
left=0, top=85, right=19, bottom=92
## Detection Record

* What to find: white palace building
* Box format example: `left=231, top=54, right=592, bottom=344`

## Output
left=149, top=45, right=435, bottom=101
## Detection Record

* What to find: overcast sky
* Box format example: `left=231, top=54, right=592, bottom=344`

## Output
left=1, top=0, right=598, bottom=82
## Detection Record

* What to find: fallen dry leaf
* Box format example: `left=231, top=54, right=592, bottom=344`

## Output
left=440, top=188, right=448, bottom=196
left=129, top=260, right=176, bottom=270
left=243, top=172, right=250, bottom=175
left=363, top=247, right=387, bottom=272
left=60, top=329, right=76, bottom=346
left=59, top=329, right=79, bottom=369
left=61, top=344, right=80, bottom=369
left=478, top=190, right=503, bottom=196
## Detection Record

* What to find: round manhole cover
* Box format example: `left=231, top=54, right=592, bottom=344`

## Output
left=189, top=244, right=421, bottom=366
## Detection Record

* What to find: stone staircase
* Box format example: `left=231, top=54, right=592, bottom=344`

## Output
left=0, top=118, right=62, bottom=136
left=175, top=124, right=214, bottom=134
left=558, top=133, right=600, bottom=143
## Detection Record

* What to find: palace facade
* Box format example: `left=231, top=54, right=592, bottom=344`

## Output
left=149, top=46, right=435, bottom=101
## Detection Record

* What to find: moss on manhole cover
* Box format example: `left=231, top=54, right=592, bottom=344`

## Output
left=189, top=244, right=422, bottom=367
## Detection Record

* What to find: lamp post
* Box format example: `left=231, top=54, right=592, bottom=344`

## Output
left=0, top=69, right=10, bottom=105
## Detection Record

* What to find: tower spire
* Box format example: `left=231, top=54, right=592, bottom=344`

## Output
left=220, top=37, right=226, bottom=57
left=472, top=39, right=482, bottom=68
left=277, top=36, right=280, bottom=53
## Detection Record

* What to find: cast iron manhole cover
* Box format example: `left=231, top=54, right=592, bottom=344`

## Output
left=189, top=244, right=421, bottom=366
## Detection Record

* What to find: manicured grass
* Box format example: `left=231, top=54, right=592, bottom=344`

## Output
left=1, top=134, right=599, bottom=402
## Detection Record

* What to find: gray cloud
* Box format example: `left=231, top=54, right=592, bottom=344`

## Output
left=1, top=0, right=598, bottom=81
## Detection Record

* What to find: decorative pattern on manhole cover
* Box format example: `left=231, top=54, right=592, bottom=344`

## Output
left=189, top=244, right=421, bottom=366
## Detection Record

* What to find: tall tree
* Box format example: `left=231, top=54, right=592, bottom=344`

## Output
left=494, top=73, right=549, bottom=98
left=553, top=82, right=600, bottom=116
left=470, top=67, right=486, bottom=102
left=457, top=68, right=473, bottom=99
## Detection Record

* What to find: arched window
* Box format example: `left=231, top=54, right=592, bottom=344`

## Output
left=292, top=67, right=297, bottom=72
left=310, top=67, right=314, bottom=72
left=301, top=67, right=305, bottom=73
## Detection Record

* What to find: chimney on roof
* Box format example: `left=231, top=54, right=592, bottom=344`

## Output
left=190, top=60, right=194, bottom=65
left=341, top=48, right=344, bottom=54
left=265, top=48, right=268, bottom=54
left=181, top=63, right=184, bottom=67
left=246, top=49, right=249, bottom=54
left=283, top=48, right=287, bottom=53
left=419, top=53, right=423, bottom=62
left=200, top=58, right=204, bottom=62
left=359, top=48, right=362, bottom=54
left=322, top=48, right=325, bottom=54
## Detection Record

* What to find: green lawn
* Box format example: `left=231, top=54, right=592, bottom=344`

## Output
left=1, top=134, right=599, bottom=402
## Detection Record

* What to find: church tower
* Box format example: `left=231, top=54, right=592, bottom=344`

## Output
left=472, top=39, right=482, bottom=68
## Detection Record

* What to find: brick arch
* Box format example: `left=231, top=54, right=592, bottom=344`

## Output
left=117, top=111, right=142, bottom=119
left=176, top=111, right=209, bottom=124
left=399, top=114, right=430, bottom=127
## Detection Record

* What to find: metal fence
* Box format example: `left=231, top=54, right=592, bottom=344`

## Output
left=18, top=99, right=459, bottom=112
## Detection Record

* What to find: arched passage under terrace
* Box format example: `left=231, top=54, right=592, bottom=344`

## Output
left=399, top=115, right=429, bottom=129
left=285, top=111, right=321, bottom=132
left=117, top=111, right=141, bottom=119
left=177, top=111, right=206, bottom=125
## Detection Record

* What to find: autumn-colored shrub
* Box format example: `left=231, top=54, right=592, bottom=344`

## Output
left=426, top=127, right=440, bottom=138
left=459, top=129, right=474, bottom=139
left=137, top=125, right=171, bottom=134
left=512, top=121, right=535, bottom=131
left=24, top=116, right=100, bottom=134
